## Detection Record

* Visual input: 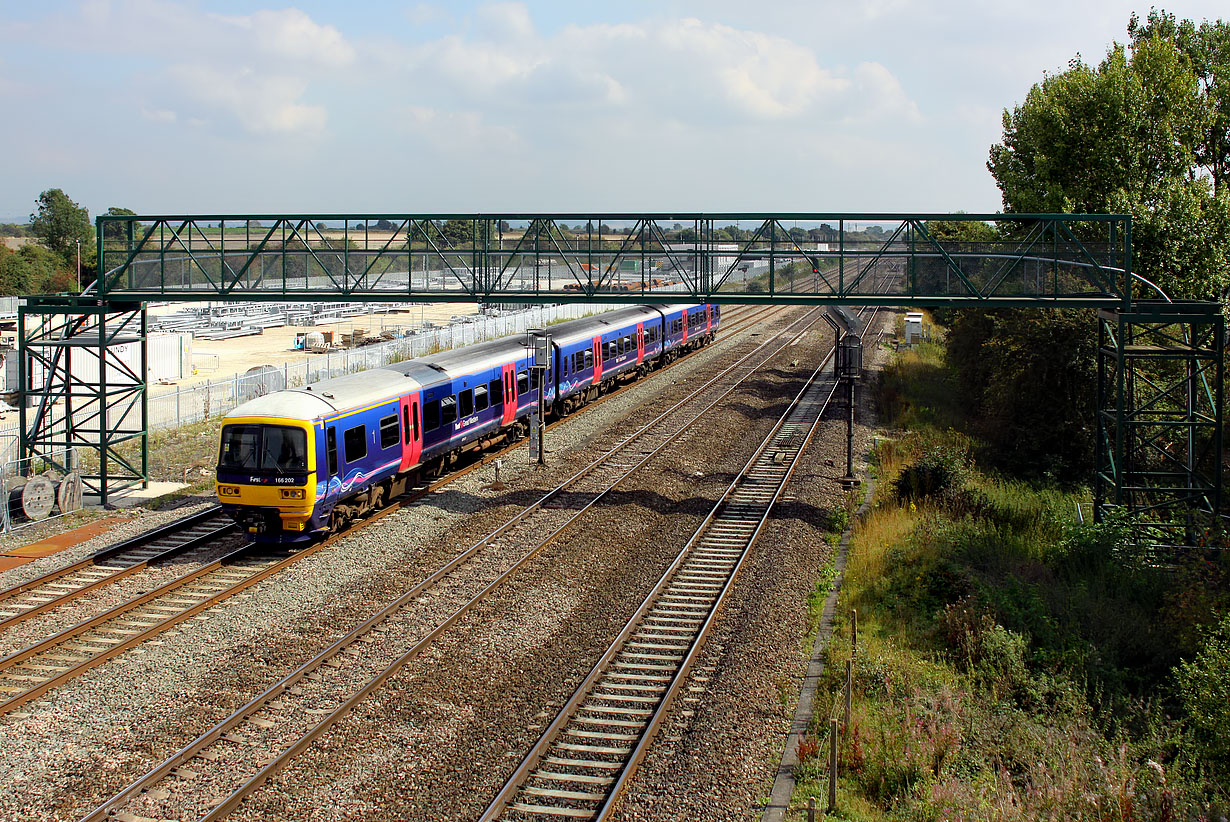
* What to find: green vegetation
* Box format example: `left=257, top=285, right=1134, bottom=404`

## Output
left=790, top=334, right=1230, bottom=820
left=990, top=11, right=1230, bottom=301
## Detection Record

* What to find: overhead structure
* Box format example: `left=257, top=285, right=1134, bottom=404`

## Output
left=1096, top=302, right=1224, bottom=546
left=18, top=298, right=147, bottom=505
left=91, top=213, right=1131, bottom=307
left=15, top=212, right=1223, bottom=540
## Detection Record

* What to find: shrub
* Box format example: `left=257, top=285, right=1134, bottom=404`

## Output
left=893, top=445, right=968, bottom=502
left=1175, top=614, right=1230, bottom=776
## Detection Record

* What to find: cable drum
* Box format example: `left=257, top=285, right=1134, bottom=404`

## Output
left=9, top=476, right=55, bottom=522
left=56, top=471, right=83, bottom=515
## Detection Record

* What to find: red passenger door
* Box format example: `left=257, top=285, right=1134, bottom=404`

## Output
left=399, top=391, right=422, bottom=470
left=592, top=336, right=603, bottom=381
left=501, top=362, right=518, bottom=424
left=636, top=323, right=645, bottom=363
left=681, top=311, right=689, bottom=344
left=706, top=306, right=713, bottom=333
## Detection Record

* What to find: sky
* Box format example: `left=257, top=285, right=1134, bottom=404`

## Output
left=0, top=0, right=1227, bottom=222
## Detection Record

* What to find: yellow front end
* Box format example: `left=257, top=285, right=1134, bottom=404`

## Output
left=216, top=417, right=318, bottom=538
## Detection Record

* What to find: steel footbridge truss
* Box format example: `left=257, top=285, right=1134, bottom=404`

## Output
left=15, top=212, right=1222, bottom=545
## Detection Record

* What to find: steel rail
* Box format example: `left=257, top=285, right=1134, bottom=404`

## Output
left=78, top=305, right=822, bottom=822
left=0, top=304, right=776, bottom=719
left=479, top=319, right=855, bottom=821
left=0, top=507, right=235, bottom=632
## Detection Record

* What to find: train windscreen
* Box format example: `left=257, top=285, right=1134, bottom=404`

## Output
left=219, top=425, right=308, bottom=473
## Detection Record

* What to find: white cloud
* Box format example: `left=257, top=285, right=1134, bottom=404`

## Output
left=213, top=8, right=356, bottom=69
left=400, top=105, right=521, bottom=153
left=167, top=65, right=327, bottom=135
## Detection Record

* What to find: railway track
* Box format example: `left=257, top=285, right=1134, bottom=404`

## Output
left=482, top=334, right=846, bottom=821
left=0, top=508, right=237, bottom=631
left=0, top=306, right=785, bottom=715
left=0, top=304, right=774, bottom=638
left=79, top=306, right=829, bottom=822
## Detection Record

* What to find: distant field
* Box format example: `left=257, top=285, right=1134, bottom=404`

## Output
left=1, top=237, right=33, bottom=250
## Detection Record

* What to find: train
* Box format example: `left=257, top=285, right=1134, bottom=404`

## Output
left=215, top=303, right=721, bottom=543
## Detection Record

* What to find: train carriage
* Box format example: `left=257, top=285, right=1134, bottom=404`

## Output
left=217, top=303, right=720, bottom=543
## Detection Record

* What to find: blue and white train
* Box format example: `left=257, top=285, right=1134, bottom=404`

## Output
left=216, top=303, right=720, bottom=542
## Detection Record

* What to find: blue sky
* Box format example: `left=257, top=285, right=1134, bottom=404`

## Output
left=1, top=1, right=1226, bottom=222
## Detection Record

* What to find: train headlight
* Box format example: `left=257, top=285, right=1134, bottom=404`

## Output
left=218, top=485, right=241, bottom=497
left=280, top=488, right=306, bottom=499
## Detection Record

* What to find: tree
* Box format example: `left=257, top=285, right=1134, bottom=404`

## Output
left=988, top=21, right=1230, bottom=301
left=0, top=243, right=75, bottom=295
left=439, top=219, right=474, bottom=245
left=101, top=206, right=137, bottom=244
left=1129, top=11, right=1230, bottom=197
left=30, top=189, right=93, bottom=263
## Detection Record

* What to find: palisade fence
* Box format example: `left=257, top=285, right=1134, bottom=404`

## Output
left=0, top=302, right=614, bottom=468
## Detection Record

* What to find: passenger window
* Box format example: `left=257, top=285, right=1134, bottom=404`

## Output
left=584, top=350, right=593, bottom=369
left=403, top=405, right=410, bottom=444
left=379, top=414, right=399, bottom=449
left=440, top=395, right=457, bottom=425
left=517, top=371, right=529, bottom=395
left=343, top=425, right=367, bottom=463
left=459, top=389, right=474, bottom=417
left=531, top=369, right=541, bottom=390
left=489, top=378, right=503, bottom=406
left=424, top=400, right=441, bottom=431
left=412, top=401, right=419, bottom=439
left=474, top=385, right=489, bottom=411
left=327, top=428, right=338, bottom=475
left=606, top=342, right=616, bottom=361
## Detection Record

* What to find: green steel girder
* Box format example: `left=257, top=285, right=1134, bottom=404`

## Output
left=15, top=210, right=1217, bottom=544
left=17, top=298, right=147, bottom=507
left=1095, top=302, right=1224, bottom=547
left=94, top=213, right=1132, bottom=308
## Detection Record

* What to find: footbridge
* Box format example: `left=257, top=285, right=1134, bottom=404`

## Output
left=17, top=213, right=1222, bottom=545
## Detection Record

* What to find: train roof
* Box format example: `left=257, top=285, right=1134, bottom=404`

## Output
left=545, top=305, right=663, bottom=346
left=224, top=368, right=424, bottom=421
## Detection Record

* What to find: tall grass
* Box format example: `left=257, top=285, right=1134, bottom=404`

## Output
left=789, top=327, right=1230, bottom=820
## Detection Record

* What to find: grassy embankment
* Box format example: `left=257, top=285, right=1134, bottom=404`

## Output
left=789, top=333, right=1230, bottom=820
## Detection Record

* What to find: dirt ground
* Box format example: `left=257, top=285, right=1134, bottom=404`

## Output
left=147, top=302, right=480, bottom=393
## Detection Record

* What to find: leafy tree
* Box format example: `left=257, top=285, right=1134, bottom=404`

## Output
left=0, top=243, right=75, bottom=295
left=924, top=216, right=998, bottom=243
left=375, top=219, right=394, bottom=232
left=1129, top=11, right=1230, bottom=197
left=29, top=188, right=93, bottom=263
left=101, top=206, right=138, bottom=243
left=988, top=21, right=1230, bottom=301
left=439, top=219, right=474, bottom=245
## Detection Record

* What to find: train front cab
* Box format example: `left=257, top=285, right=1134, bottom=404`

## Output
left=217, top=416, right=317, bottom=540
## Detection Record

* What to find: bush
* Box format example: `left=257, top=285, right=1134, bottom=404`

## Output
left=1175, top=614, right=1230, bottom=776
left=893, top=445, right=968, bottom=502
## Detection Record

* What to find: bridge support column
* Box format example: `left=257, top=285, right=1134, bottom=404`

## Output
left=1096, top=302, right=1223, bottom=546
left=18, top=298, right=148, bottom=508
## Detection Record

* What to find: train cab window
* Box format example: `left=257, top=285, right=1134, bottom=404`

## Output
left=219, top=424, right=307, bottom=473
left=474, top=384, right=489, bottom=411
left=327, top=428, right=338, bottom=475
left=379, top=414, right=400, bottom=449
left=517, top=371, right=530, bottom=395
left=424, top=400, right=441, bottom=431
left=488, top=378, right=503, bottom=406
left=459, top=389, right=474, bottom=417
left=440, top=395, right=457, bottom=426
left=343, top=425, right=367, bottom=463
